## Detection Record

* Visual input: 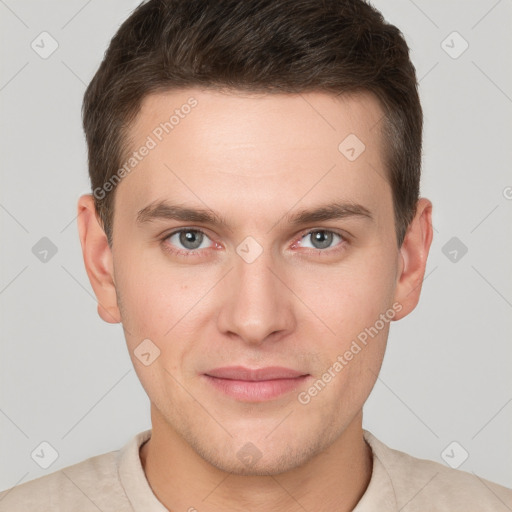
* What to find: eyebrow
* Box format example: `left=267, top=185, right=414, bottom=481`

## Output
left=285, top=201, right=373, bottom=225
left=136, top=200, right=373, bottom=228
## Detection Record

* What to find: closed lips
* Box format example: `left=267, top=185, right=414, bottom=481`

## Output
left=205, top=366, right=308, bottom=381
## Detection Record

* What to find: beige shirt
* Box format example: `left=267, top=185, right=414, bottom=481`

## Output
left=1, top=429, right=510, bottom=511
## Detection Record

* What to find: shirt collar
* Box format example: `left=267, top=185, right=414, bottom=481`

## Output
left=353, top=430, right=398, bottom=511
left=117, top=429, right=169, bottom=511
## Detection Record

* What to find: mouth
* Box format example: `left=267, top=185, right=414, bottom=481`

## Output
left=203, top=366, right=310, bottom=402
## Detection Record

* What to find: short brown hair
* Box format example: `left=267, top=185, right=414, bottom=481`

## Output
left=83, top=0, right=422, bottom=247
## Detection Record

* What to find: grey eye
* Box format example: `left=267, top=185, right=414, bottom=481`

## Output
left=168, top=229, right=211, bottom=251
left=301, top=230, right=341, bottom=250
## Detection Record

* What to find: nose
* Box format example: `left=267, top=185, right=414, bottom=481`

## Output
left=216, top=247, right=296, bottom=346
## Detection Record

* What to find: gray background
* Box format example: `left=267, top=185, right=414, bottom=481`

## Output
left=1, top=0, right=511, bottom=493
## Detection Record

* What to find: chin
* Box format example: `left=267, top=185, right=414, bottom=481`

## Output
left=200, top=448, right=312, bottom=476
left=185, top=426, right=334, bottom=476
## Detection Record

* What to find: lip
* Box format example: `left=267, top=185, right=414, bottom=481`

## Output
left=204, top=366, right=310, bottom=402
left=206, top=366, right=306, bottom=381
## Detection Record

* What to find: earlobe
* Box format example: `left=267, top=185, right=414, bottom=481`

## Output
left=392, top=198, right=433, bottom=321
left=77, top=194, right=121, bottom=324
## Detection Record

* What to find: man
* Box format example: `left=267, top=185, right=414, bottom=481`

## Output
left=1, top=0, right=510, bottom=510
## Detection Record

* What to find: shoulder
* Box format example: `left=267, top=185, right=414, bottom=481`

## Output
left=0, top=446, right=129, bottom=511
left=364, top=430, right=512, bottom=511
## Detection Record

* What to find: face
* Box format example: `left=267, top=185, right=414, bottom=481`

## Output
left=80, top=88, right=429, bottom=475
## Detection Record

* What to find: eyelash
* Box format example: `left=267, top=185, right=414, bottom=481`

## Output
left=160, top=228, right=347, bottom=258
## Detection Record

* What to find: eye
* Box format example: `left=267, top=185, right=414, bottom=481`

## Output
left=299, top=229, right=344, bottom=250
left=164, top=228, right=214, bottom=254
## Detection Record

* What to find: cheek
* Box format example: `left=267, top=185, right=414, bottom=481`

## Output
left=115, top=254, right=206, bottom=393
left=114, top=250, right=215, bottom=359
left=295, top=250, right=398, bottom=343
left=116, top=250, right=181, bottom=322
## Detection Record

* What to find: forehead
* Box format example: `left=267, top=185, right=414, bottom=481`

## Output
left=131, top=87, right=384, bottom=156
left=114, top=88, right=390, bottom=227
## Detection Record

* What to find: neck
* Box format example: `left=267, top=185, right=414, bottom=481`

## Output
left=140, top=406, right=372, bottom=512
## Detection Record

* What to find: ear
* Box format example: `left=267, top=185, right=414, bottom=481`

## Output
left=392, top=197, right=433, bottom=321
left=77, top=194, right=121, bottom=324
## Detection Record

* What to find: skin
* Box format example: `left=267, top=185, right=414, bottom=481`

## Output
left=77, top=88, right=433, bottom=512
